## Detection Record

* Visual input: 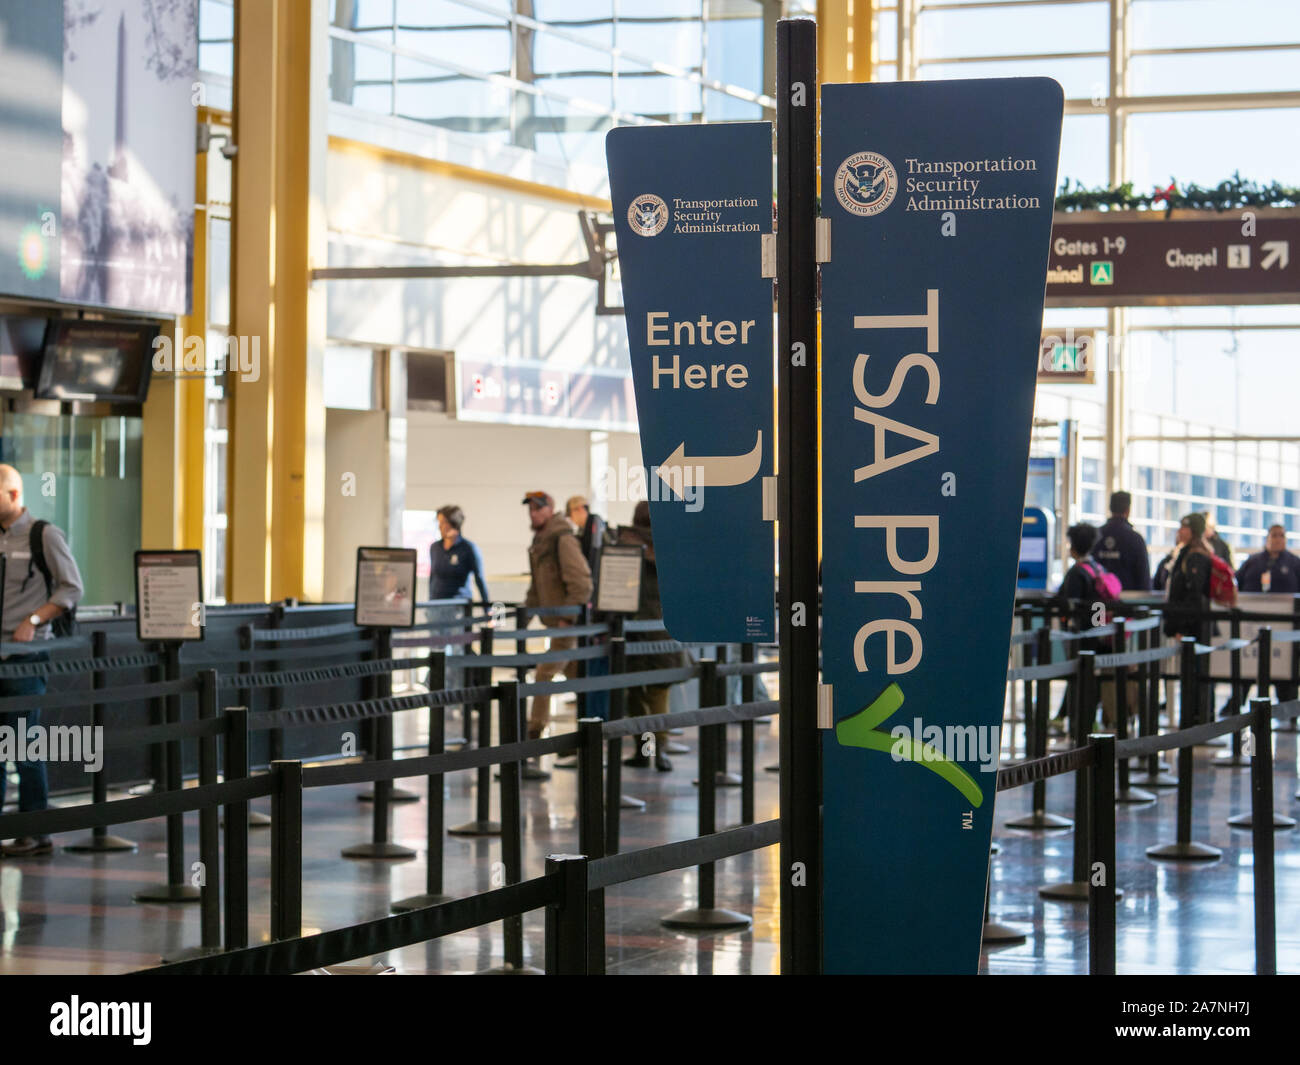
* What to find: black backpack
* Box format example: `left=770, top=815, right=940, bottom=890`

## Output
left=29, top=520, right=77, bottom=638
left=1164, top=549, right=1210, bottom=638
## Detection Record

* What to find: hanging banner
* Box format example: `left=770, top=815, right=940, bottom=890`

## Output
left=606, top=123, right=775, bottom=642
left=820, top=78, right=1064, bottom=974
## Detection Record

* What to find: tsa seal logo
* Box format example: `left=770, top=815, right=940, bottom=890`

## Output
left=835, top=151, right=897, bottom=217
left=628, top=194, right=669, bottom=237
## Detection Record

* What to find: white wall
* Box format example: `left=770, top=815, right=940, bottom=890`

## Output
left=324, top=408, right=388, bottom=602
left=403, top=412, right=643, bottom=603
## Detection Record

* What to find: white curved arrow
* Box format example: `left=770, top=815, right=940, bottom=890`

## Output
left=657, top=431, right=763, bottom=494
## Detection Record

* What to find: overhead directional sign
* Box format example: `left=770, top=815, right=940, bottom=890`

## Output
left=1045, top=210, right=1299, bottom=305
left=820, top=77, right=1063, bottom=974
left=606, top=123, right=775, bottom=643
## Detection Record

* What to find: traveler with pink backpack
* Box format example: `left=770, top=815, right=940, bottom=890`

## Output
left=1056, top=523, right=1129, bottom=728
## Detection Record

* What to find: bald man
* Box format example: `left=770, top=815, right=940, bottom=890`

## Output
left=0, top=464, right=84, bottom=857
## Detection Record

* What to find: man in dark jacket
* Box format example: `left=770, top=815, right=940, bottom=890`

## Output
left=1237, top=525, right=1300, bottom=703
left=617, top=501, right=691, bottom=771
left=1094, top=490, right=1152, bottom=591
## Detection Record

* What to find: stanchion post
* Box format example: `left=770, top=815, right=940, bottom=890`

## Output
left=577, top=717, right=606, bottom=973
left=741, top=643, right=755, bottom=825
left=1088, top=733, right=1117, bottom=975
left=1257, top=625, right=1273, bottom=704
left=1039, top=651, right=1095, bottom=900
left=450, top=627, right=500, bottom=835
left=604, top=632, right=627, bottom=854
left=392, top=652, right=452, bottom=911
left=270, top=759, right=303, bottom=942
left=268, top=603, right=286, bottom=763
left=223, top=706, right=250, bottom=950
left=66, top=630, right=136, bottom=852
left=1249, top=697, right=1277, bottom=975
left=197, top=670, right=221, bottom=950
left=775, top=13, right=821, bottom=977
left=1146, top=637, right=1221, bottom=861
left=1113, top=622, right=1154, bottom=804
left=372, top=627, right=394, bottom=843
left=544, top=854, right=590, bottom=976
left=492, top=679, right=537, bottom=972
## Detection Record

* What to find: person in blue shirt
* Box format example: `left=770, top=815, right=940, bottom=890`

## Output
left=1236, top=525, right=1300, bottom=595
left=429, top=505, right=489, bottom=605
left=1094, top=490, right=1152, bottom=591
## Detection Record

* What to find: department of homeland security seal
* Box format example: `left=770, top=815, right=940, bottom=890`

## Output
left=627, top=194, right=669, bottom=236
left=834, top=152, right=898, bottom=217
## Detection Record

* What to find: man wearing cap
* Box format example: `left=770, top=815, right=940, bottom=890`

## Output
left=565, top=495, right=606, bottom=577
left=1094, top=490, right=1152, bottom=591
left=521, top=491, right=593, bottom=743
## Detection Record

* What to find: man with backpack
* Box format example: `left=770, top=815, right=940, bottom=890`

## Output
left=0, top=464, right=84, bottom=857
left=1056, top=523, right=1126, bottom=728
left=521, top=491, right=592, bottom=754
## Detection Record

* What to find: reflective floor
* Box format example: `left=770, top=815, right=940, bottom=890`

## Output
left=0, top=699, right=1296, bottom=974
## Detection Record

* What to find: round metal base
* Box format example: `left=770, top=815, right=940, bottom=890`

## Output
left=982, top=920, right=1026, bottom=945
left=668, top=728, right=685, bottom=736
left=64, top=834, right=137, bottom=854
left=764, top=764, right=779, bottom=772
left=358, top=786, right=420, bottom=803
left=521, top=763, right=551, bottom=781
left=1116, top=786, right=1157, bottom=805
left=477, top=963, right=545, bottom=975
left=133, top=883, right=202, bottom=904
left=1146, top=840, right=1222, bottom=861
left=1213, top=754, right=1250, bottom=768
left=445, top=736, right=468, bottom=748
left=341, top=841, right=418, bottom=860
left=1227, top=811, right=1296, bottom=830
left=621, top=795, right=646, bottom=810
left=449, top=820, right=501, bottom=836
left=1130, top=771, right=1179, bottom=789
left=1005, top=810, right=1073, bottom=831
left=1039, top=881, right=1126, bottom=902
left=660, top=906, right=752, bottom=932
left=391, top=893, right=455, bottom=913
left=694, top=772, right=743, bottom=787
left=990, top=842, right=1001, bottom=855
left=664, top=741, right=690, bottom=754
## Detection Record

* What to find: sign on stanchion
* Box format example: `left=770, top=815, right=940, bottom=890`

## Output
left=819, top=77, right=1063, bottom=973
left=132, top=550, right=204, bottom=904
left=354, top=547, right=417, bottom=629
left=594, top=543, right=643, bottom=616
left=343, top=546, right=418, bottom=860
left=606, top=121, right=775, bottom=644
left=135, top=550, right=204, bottom=642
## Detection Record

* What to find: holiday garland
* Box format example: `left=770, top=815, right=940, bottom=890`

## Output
left=1055, top=173, right=1300, bottom=214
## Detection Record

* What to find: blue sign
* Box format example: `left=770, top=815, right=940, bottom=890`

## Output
left=606, top=123, right=775, bottom=643
left=819, top=79, right=1063, bottom=973
left=1018, top=506, right=1054, bottom=590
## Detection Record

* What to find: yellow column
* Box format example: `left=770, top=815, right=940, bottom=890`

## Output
left=817, top=0, right=874, bottom=87
left=228, top=0, right=328, bottom=602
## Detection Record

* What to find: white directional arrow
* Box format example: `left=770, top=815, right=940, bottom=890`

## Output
left=1261, top=241, right=1289, bottom=270
left=657, top=431, right=763, bottom=495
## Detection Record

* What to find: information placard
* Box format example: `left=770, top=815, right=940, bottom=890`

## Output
left=354, top=547, right=417, bottom=629
left=595, top=543, right=643, bottom=615
left=135, top=551, right=204, bottom=642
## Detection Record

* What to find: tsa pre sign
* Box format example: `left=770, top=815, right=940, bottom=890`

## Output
left=606, top=123, right=775, bottom=643
left=820, top=79, right=1063, bottom=974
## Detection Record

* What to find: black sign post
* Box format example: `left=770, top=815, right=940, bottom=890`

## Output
left=776, top=18, right=822, bottom=976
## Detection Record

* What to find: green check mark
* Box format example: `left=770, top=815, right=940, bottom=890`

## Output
left=834, top=683, right=985, bottom=808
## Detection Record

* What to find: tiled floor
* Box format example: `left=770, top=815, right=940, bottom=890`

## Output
left=0, top=699, right=1296, bottom=974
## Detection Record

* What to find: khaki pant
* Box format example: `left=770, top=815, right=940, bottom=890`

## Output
left=627, top=684, right=671, bottom=750
left=1099, top=673, right=1142, bottom=730
left=527, top=628, right=576, bottom=737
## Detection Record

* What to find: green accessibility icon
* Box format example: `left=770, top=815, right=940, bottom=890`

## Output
left=834, top=683, right=984, bottom=807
